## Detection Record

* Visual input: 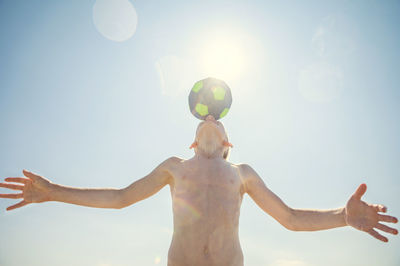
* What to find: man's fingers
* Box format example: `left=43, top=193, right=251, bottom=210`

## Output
left=378, top=214, right=398, bottom=223
left=375, top=223, right=398, bottom=235
left=4, top=177, right=30, bottom=184
left=0, top=183, right=24, bottom=191
left=352, top=183, right=367, bottom=200
left=367, top=228, right=388, bottom=242
left=371, top=204, right=387, bottom=213
left=6, top=200, right=28, bottom=211
left=0, top=193, right=23, bottom=199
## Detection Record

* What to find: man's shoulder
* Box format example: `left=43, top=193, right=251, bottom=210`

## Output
left=158, top=156, right=185, bottom=170
left=232, top=163, right=255, bottom=174
left=232, top=163, right=262, bottom=183
left=166, top=156, right=185, bottom=163
left=231, top=163, right=265, bottom=194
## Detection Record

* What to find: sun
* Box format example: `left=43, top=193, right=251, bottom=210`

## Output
left=196, top=29, right=247, bottom=83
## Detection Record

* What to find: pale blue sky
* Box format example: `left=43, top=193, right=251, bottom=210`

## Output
left=0, top=1, right=399, bottom=265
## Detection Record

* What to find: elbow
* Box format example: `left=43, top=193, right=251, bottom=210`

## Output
left=282, top=223, right=296, bottom=232
left=282, top=208, right=299, bottom=231
left=283, top=221, right=298, bottom=232
left=113, top=201, right=130, bottom=210
left=114, top=188, right=138, bottom=209
left=113, top=202, right=125, bottom=209
left=285, top=224, right=299, bottom=232
left=285, top=208, right=310, bottom=232
left=113, top=189, right=129, bottom=209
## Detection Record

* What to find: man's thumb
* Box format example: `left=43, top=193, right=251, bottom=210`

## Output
left=23, top=169, right=38, bottom=180
left=353, top=183, right=367, bottom=200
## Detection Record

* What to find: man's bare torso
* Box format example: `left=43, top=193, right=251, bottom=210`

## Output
left=167, top=156, right=245, bottom=266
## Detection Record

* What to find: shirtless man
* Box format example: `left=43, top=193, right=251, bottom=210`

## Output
left=0, top=115, right=398, bottom=266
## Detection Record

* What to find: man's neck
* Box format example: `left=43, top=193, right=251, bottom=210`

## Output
left=194, top=149, right=225, bottom=160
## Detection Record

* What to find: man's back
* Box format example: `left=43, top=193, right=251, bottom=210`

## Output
left=167, top=156, right=245, bottom=266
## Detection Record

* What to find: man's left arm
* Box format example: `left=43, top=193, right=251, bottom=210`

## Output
left=290, top=183, right=398, bottom=242
left=240, top=164, right=398, bottom=242
left=290, top=207, right=347, bottom=231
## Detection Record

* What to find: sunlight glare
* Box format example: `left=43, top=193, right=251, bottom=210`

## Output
left=196, top=30, right=247, bottom=83
left=154, top=256, right=161, bottom=264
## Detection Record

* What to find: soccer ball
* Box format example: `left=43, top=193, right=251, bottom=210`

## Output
left=188, top=77, right=232, bottom=120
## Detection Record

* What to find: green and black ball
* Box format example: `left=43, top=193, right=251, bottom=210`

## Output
left=188, top=77, right=232, bottom=120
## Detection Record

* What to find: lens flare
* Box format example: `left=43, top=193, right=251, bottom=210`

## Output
left=93, top=0, right=138, bottom=42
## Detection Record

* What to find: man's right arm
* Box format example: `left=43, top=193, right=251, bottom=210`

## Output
left=118, top=156, right=179, bottom=208
left=49, top=184, right=123, bottom=209
left=52, top=156, right=179, bottom=209
left=0, top=157, right=180, bottom=211
left=0, top=170, right=126, bottom=210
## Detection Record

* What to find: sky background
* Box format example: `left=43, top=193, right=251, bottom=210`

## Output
left=0, top=0, right=399, bottom=265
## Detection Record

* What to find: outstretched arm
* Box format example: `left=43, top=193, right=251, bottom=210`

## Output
left=289, top=184, right=398, bottom=241
left=239, top=164, right=398, bottom=242
left=289, top=207, right=347, bottom=231
left=239, top=164, right=343, bottom=231
left=0, top=169, right=123, bottom=210
left=239, top=164, right=294, bottom=230
left=0, top=157, right=179, bottom=210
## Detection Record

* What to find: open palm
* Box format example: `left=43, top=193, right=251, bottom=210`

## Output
left=345, top=183, right=398, bottom=242
left=0, top=169, right=52, bottom=211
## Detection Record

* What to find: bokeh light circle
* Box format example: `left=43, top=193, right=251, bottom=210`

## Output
left=93, top=0, right=138, bottom=42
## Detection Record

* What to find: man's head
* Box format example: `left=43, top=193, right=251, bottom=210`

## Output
left=190, top=115, right=233, bottom=160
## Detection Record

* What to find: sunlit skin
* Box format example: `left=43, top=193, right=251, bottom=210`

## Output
left=0, top=115, right=398, bottom=266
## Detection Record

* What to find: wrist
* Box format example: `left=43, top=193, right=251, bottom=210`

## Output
left=340, top=206, right=348, bottom=226
left=46, top=182, right=60, bottom=201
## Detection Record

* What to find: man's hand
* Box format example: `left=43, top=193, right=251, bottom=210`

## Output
left=345, top=183, right=398, bottom=242
left=0, top=169, right=52, bottom=211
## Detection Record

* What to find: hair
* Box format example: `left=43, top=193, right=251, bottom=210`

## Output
left=196, top=144, right=230, bottom=160
left=223, top=147, right=230, bottom=160
left=222, top=131, right=231, bottom=160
